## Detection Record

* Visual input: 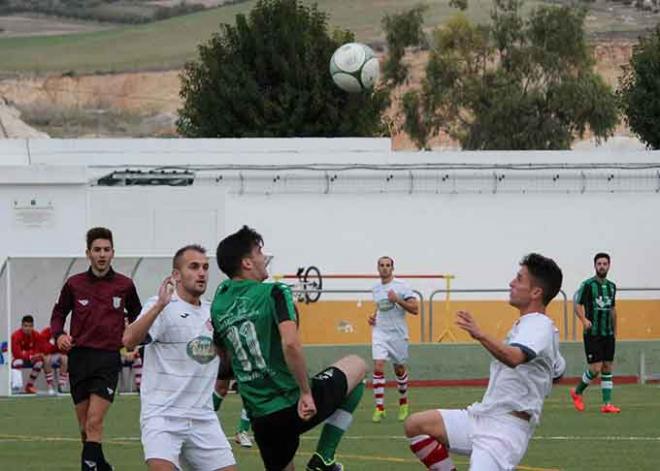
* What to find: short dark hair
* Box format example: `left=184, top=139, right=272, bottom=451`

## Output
left=216, top=226, right=264, bottom=278
left=173, top=244, right=207, bottom=269
left=521, top=253, right=563, bottom=306
left=594, top=252, right=610, bottom=264
left=21, top=315, right=34, bottom=324
left=86, top=227, right=113, bottom=250
left=378, top=256, right=394, bottom=267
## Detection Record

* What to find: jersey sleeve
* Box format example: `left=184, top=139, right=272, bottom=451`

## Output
left=508, top=316, right=553, bottom=362
left=125, top=281, right=143, bottom=323
left=272, top=283, right=297, bottom=323
left=137, top=296, right=163, bottom=342
left=399, top=280, right=415, bottom=300
left=576, top=280, right=589, bottom=306
left=50, top=281, right=73, bottom=337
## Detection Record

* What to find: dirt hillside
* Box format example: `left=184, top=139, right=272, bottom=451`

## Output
left=0, top=42, right=638, bottom=146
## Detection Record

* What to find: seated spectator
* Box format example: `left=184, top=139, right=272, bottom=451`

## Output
left=119, top=346, right=143, bottom=392
left=40, top=326, right=69, bottom=393
left=11, top=315, right=55, bottom=395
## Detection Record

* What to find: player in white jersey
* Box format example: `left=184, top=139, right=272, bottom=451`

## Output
left=368, top=256, right=418, bottom=423
left=404, top=253, right=566, bottom=471
left=122, top=245, right=236, bottom=471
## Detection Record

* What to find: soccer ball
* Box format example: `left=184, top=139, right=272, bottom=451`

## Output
left=329, top=42, right=380, bottom=93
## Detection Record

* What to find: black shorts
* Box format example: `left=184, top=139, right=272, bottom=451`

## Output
left=584, top=335, right=616, bottom=363
left=68, top=347, right=121, bottom=405
left=251, top=366, right=348, bottom=471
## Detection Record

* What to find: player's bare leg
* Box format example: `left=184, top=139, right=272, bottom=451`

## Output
left=74, top=400, right=89, bottom=443
left=372, top=359, right=386, bottom=422
left=58, top=354, right=69, bottom=393
left=404, top=410, right=455, bottom=470
left=147, top=457, right=237, bottom=471
left=394, top=363, right=409, bottom=421
left=81, top=394, right=113, bottom=470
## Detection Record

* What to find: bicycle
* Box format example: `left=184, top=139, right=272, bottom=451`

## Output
left=286, top=266, right=323, bottom=304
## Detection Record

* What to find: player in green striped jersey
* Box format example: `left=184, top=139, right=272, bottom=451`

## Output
left=211, top=226, right=367, bottom=471
left=570, top=252, right=621, bottom=414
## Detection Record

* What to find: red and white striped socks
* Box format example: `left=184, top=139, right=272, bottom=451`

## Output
left=133, top=357, right=143, bottom=391
left=27, top=360, right=43, bottom=387
left=373, top=371, right=385, bottom=411
left=58, top=371, right=69, bottom=389
left=409, top=435, right=455, bottom=470
left=396, top=370, right=409, bottom=406
left=45, top=370, right=55, bottom=388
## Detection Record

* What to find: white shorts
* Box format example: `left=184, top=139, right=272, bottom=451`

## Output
left=372, top=335, right=408, bottom=364
left=141, top=415, right=235, bottom=470
left=439, top=409, right=533, bottom=470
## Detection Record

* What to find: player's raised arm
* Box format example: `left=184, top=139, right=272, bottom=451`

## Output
left=122, top=277, right=173, bottom=350
left=456, top=310, right=527, bottom=368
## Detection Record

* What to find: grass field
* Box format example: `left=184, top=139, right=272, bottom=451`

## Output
left=0, top=0, right=539, bottom=75
left=1, top=384, right=658, bottom=470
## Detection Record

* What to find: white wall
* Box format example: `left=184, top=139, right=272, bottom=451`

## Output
left=1, top=138, right=659, bottom=303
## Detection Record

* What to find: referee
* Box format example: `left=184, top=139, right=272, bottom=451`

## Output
left=50, top=227, right=142, bottom=471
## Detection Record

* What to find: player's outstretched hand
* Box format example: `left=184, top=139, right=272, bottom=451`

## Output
left=56, top=334, right=74, bottom=352
left=367, top=313, right=377, bottom=326
left=156, top=276, right=175, bottom=307
left=455, top=310, right=483, bottom=340
left=298, top=392, right=317, bottom=421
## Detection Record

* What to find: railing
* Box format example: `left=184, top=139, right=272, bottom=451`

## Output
left=291, top=288, right=425, bottom=343
left=428, top=288, right=568, bottom=342
left=572, top=287, right=660, bottom=340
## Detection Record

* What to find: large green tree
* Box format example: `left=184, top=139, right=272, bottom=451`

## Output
left=177, top=0, right=388, bottom=138
left=403, top=0, right=618, bottom=150
left=618, top=27, right=660, bottom=149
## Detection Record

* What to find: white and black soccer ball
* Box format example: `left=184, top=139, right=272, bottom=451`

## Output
left=329, top=42, right=380, bottom=93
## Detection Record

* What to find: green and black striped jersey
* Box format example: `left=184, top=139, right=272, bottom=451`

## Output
left=577, top=277, right=617, bottom=337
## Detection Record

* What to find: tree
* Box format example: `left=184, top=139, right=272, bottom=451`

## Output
left=177, top=0, right=389, bottom=138
left=381, top=5, right=429, bottom=86
left=403, top=0, right=618, bottom=150
left=618, top=27, right=660, bottom=149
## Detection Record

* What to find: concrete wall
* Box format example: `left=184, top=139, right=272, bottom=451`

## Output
left=1, top=138, right=659, bottom=337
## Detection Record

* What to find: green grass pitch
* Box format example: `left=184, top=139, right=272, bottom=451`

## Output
left=1, top=384, right=658, bottom=470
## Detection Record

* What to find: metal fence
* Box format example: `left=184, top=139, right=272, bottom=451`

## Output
left=428, top=288, right=569, bottom=343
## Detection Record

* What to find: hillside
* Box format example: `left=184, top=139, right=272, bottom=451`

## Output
left=0, top=0, right=638, bottom=75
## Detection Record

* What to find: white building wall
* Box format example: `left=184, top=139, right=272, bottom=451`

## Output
left=0, top=138, right=658, bottom=300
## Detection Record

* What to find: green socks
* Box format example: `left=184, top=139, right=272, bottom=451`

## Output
left=575, top=369, right=597, bottom=395
left=315, top=382, right=365, bottom=463
left=601, top=373, right=613, bottom=403
left=237, top=408, right=250, bottom=433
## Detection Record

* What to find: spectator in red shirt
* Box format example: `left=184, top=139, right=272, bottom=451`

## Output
left=11, top=314, right=56, bottom=394
left=50, top=227, right=142, bottom=471
left=40, top=326, right=69, bottom=393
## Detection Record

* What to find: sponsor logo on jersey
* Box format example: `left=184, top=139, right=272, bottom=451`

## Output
left=78, top=299, right=89, bottom=306
left=186, top=335, right=216, bottom=364
left=595, top=295, right=612, bottom=310
left=180, top=312, right=190, bottom=319
left=113, top=297, right=122, bottom=309
left=377, top=299, right=395, bottom=311
left=106, top=387, right=114, bottom=395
